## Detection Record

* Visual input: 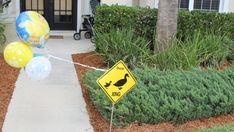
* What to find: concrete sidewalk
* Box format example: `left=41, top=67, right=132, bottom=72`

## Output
left=3, top=34, right=95, bottom=132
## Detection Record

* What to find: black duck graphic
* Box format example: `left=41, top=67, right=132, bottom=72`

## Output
left=104, top=81, right=112, bottom=88
left=113, top=73, right=129, bottom=90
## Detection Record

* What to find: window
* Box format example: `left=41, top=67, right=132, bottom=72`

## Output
left=194, top=0, right=220, bottom=11
left=179, top=0, right=189, bottom=9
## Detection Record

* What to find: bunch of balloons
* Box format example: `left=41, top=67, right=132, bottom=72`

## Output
left=4, top=11, right=52, bottom=80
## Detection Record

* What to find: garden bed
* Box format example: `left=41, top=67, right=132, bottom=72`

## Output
left=72, top=52, right=234, bottom=132
left=0, top=55, right=20, bottom=130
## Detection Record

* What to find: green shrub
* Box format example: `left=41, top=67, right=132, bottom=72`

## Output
left=94, top=5, right=234, bottom=41
left=95, top=29, right=231, bottom=70
left=153, top=33, right=231, bottom=70
left=84, top=67, right=234, bottom=126
left=0, top=23, right=6, bottom=52
left=225, top=38, right=234, bottom=62
left=95, top=27, right=151, bottom=69
left=95, top=5, right=157, bottom=42
left=0, top=23, right=6, bottom=45
left=178, top=11, right=234, bottom=41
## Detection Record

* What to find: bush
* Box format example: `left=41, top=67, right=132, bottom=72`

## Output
left=153, top=33, right=231, bottom=70
left=95, top=29, right=231, bottom=70
left=225, top=38, right=234, bottom=62
left=94, top=5, right=234, bottom=41
left=95, top=5, right=157, bottom=42
left=84, top=67, right=234, bottom=126
left=0, top=23, right=6, bottom=45
left=95, top=27, right=151, bottom=69
left=0, top=23, right=6, bottom=52
left=177, top=11, right=234, bottom=41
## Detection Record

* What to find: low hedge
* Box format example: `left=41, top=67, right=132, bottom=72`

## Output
left=84, top=67, right=234, bottom=126
left=94, top=5, right=234, bottom=41
left=95, top=5, right=157, bottom=42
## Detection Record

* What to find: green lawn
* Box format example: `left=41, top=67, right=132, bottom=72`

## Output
left=196, top=123, right=234, bottom=132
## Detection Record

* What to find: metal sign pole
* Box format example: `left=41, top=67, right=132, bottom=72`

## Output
left=109, top=103, right=115, bottom=132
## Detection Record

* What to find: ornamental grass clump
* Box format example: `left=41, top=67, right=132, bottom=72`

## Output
left=95, top=28, right=151, bottom=69
left=153, top=33, right=231, bottom=70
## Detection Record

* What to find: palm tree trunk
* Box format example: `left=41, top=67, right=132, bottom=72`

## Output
left=156, top=0, right=178, bottom=52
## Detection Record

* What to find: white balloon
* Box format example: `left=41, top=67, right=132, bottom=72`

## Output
left=25, top=56, right=52, bottom=80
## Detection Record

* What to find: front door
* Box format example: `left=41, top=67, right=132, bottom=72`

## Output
left=20, top=0, right=77, bottom=30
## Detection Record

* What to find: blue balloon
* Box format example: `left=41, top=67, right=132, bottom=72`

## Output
left=16, top=11, right=50, bottom=48
left=25, top=56, right=52, bottom=80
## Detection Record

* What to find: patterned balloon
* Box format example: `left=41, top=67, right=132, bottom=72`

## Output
left=16, top=11, right=50, bottom=48
left=4, top=42, right=33, bottom=68
left=25, top=56, right=52, bottom=80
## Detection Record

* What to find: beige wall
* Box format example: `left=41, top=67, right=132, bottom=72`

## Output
left=146, top=0, right=157, bottom=8
left=229, top=0, right=234, bottom=12
left=101, top=0, right=132, bottom=6
left=139, top=0, right=147, bottom=7
left=139, top=0, right=158, bottom=8
left=132, top=0, right=140, bottom=6
left=0, top=0, right=20, bottom=23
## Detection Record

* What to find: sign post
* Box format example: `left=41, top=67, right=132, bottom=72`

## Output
left=96, top=60, right=137, bottom=132
left=109, top=103, right=114, bottom=132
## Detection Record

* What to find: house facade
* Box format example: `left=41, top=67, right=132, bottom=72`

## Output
left=0, top=0, right=233, bottom=32
left=0, top=0, right=92, bottom=31
left=102, top=0, right=234, bottom=13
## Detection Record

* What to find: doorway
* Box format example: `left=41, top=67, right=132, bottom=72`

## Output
left=20, top=0, right=77, bottom=30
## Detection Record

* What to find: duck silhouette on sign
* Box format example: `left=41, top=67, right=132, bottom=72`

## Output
left=113, top=73, right=129, bottom=90
left=104, top=81, right=112, bottom=88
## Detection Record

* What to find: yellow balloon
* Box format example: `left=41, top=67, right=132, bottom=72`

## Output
left=4, top=42, right=33, bottom=68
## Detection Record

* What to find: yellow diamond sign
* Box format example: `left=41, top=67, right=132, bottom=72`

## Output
left=97, top=60, right=137, bottom=104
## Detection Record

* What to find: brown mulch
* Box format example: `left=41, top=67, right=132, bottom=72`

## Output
left=72, top=52, right=234, bottom=132
left=0, top=55, right=20, bottom=131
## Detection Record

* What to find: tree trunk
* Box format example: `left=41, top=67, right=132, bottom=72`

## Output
left=156, top=0, right=178, bottom=52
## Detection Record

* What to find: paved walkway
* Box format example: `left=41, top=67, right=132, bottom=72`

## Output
left=3, top=32, right=95, bottom=132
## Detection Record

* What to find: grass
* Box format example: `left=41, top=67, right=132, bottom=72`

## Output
left=95, top=28, right=233, bottom=70
left=95, top=27, right=151, bottom=69
left=195, top=123, right=234, bottom=132
left=153, top=33, right=232, bottom=70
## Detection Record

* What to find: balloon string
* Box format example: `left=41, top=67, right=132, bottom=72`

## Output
left=48, top=54, right=107, bottom=72
left=43, top=45, right=106, bottom=71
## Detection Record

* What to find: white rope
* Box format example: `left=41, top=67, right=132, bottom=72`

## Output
left=42, top=42, right=106, bottom=72
left=48, top=54, right=107, bottom=72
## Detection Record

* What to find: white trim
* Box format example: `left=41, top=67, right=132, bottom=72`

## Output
left=15, top=0, right=20, bottom=17
left=223, top=0, right=230, bottom=13
left=154, top=0, right=158, bottom=8
left=77, top=0, right=82, bottom=32
left=219, top=0, right=223, bottom=12
left=84, top=0, right=90, bottom=14
left=189, top=0, right=194, bottom=11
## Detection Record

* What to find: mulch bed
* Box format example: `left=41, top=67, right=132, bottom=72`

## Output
left=72, top=52, right=234, bottom=132
left=0, top=55, right=20, bottom=131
